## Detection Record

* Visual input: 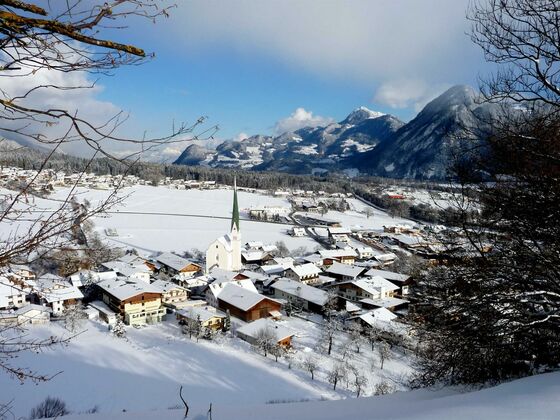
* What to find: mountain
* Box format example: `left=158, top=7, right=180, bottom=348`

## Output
left=174, top=106, right=404, bottom=174
left=173, top=86, right=496, bottom=179
left=354, top=85, right=495, bottom=179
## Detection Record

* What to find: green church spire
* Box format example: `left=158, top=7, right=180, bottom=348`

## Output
left=231, top=177, right=240, bottom=232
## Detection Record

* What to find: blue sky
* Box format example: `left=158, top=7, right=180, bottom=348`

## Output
left=18, top=0, right=491, bottom=158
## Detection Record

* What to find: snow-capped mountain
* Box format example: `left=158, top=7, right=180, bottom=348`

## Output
left=353, top=85, right=497, bottom=179
left=174, top=86, right=497, bottom=179
left=174, top=106, right=403, bottom=174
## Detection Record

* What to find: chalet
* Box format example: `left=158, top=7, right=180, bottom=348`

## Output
left=151, top=279, right=189, bottom=307
left=236, top=318, right=294, bottom=347
left=284, top=263, right=322, bottom=285
left=350, top=308, right=398, bottom=329
left=0, top=304, right=51, bottom=326
left=176, top=306, right=227, bottom=331
left=373, top=253, right=398, bottom=265
left=324, top=262, right=366, bottom=282
left=101, top=260, right=151, bottom=283
left=205, top=277, right=257, bottom=308
left=68, top=269, right=117, bottom=288
left=0, top=277, right=26, bottom=310
left=217, top=283, right=282, bottom=322
left=300, top=254, right=324, bottom=267
left=355, top=246, right=375, bottom=260
left=96, top=278, right=166, bottom=325
left=319, top=249, right=357, bottom=265
left=156, top=252, right=202, bottom=277
left=328, top=227, right=351, bottom=244
left=241, top=249, right=273, bottom=265
left=364, top=269, right=413, bottom=295
left=33, top=275, right=84, bottom=316
left=271, top=278, right=330, bottom=314
left=326, top=276, right=399, bottom=303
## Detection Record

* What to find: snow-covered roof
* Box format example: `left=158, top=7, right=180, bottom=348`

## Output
left=242, top=250, right=266, bottom=262
left=102, top=261, right=151, bottom=277
left=209, top=267, right=249, bottom=284
left=156, top=252, right=196, bottom=271
left=338, top=276, right=400, bottom=295
left=358, top=308, right=397, bottom=327
left=272, top=257, right=295, bottom=268
left=360, top=296, right=408, bottom=308
left=319, top=249, right=357, bottom=259
left=177, top=306, right=226, bottom=323
left=271, top=278, right=329, bottom=306
left=364, top=269, right=410, bottom=283
left=288, top=263, right=321, bottom=278
left=209, top=278, right=258, bottom=299
left=41, top=285, right=83, bottom=303
left=325, top=262, right=365, bottom=279
left=260, top=265, right=286, bottom=276
left=373, top=253, right=398, bottom=262
left=236, top=318, right=294, bottom=341
left=97, top=278, right=162, bottom=301
left=216, top=233, right=233, bottom=252
left=151, top=279, right=187, bottom=294
left=394, top=234, right=428, bottom=247
left=217, top=283, right=270, bottom=311
left=328, top=227, right=351, bottom=235
left=68, top=270, right=118, bottom=287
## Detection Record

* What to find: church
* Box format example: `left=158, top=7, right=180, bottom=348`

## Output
left=205, top=179, right=242, bottom=272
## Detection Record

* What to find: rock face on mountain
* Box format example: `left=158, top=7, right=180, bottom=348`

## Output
left=353, top=85, right=493, bottom=179
left=173, top=85, right=494, bottom=179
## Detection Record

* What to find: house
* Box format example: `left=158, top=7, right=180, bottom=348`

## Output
left=328, top=227, right=351, bottom=244
left=360, top=296, right=409, bottom=311
left=156, top=253, right=202, bottom=277
left=355, top=246, right=375, bottom=260
left=351, top=307, right=397, bottom=329
left=284, top=263, right=322, bottom=285
left=0, top=277, right=27, bottom=310
left=324, top=262, right=366, bottom=282
left=151, top=279, right=189, bottom=307
left=326, top=276, right=400, bottom=303
left=67, top=269, right=117, bottom=288
left=291, top=227, right=306, bottom=237
left=88, top=300, right=118, bottom=325
left=101, top=260, right=151, bottom=283
left=373, top=253, right=398, bottom=265
left=217, top=283, right=282, bottom=322
left=241, top=249, right=273, bottom=265
left=96, top=278, right=166, bottom=325
left=176, top=306, right=227, bottom=331
left=205, top=277, right=257, bottom=308
left=270, top=278, right=330, bottom=313
left=33, top=275, right=84, bottom=316
left=0, top=304, right=51, bottom=326
left=236, top=318, right=294, bottom=347
left=319, top=249, right=357, bottom=265
left=364, top=268, right=413, bottom=295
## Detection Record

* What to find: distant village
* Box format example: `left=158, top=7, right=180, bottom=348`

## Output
left=0, top=165, right=446, bottom=361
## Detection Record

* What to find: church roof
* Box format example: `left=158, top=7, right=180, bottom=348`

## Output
left=231, top=177, right=240, bottom=232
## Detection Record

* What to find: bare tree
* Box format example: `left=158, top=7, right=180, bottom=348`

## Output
left=63, top=304, right=87, bottom=333
left=320, top=316, right=341, bottom=356
left=374, top=381, right=395, bottom=396
left=254, top=327, right=278, bottom=358
left=347, top=321, right=365, bottom=353
left=327, top=363, right=346, bottom=391
left=364, top=207, right=374, bottom=219
left=377, top=341, right=390, bottom=370
left=302, top=355, right=318, bottom=380
left=0, top=0, right=216, bottom=385
left=469, top=0, right=560, bottom=108
left=29, top=396, right=69, bottom=419
left=350, top=365, right=368, bottom=397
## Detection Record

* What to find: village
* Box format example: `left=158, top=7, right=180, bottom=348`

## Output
left=0, top=166, right=450, bottom=410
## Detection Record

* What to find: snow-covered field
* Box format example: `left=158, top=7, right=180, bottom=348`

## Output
left=15, top=186, right=320, bottom=255
left=1, top=317, right=411, bottom=418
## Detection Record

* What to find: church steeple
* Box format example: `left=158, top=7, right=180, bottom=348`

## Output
left=231, top=177, right=240, bottom=232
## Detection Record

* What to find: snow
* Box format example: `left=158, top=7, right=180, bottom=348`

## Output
left=45, top=186, right=319, bottom=254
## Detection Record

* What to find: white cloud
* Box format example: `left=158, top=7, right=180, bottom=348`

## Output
left=167, top=0, right=479, bottom=88
left=274, top=108, right=333, bottom=134
left=234, top=132, right=249, bottom=142
left=373, top=80, right=451, bottom=112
